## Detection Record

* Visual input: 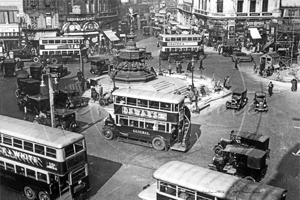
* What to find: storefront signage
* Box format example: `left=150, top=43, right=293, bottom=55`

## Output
left=0, top=27, right=18, bottom=33
left=237, top=13, right=248, bottom=16
left=262, top=13, right=272, bottom=16
left=67, top=16, right=95, bottom=22
left=122, top=106, right=167, bottom=121
left=250, top=13, right=260, bottom=16
left=72, top=5, right=81, bottom=14
left=0, top=146, right=43, bottom=167
left=166, top=42, right=198, bottom=46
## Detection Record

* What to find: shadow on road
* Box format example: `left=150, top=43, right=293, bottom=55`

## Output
left=87, top=155, right=122, bottom=198
left=267, top=143, right=300, bottom=199
left=186, top=123, right=202, bottom=152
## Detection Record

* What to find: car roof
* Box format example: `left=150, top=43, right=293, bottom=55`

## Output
left=255, top=91, right=267, bottom=97
left=223, top=145, right=266, bottom=158
left=230, top=131, right=269, bottom=142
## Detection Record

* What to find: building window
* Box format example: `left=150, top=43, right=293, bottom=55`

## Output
left=237, top=0, right=243, bottom=12
left=262, top=0, right=268, bottom=12
left=250, top=0, right=256, bottom=12
left=202, top=0, right=207, bottom=10
left=217, top=0, right=223, bottom=13
left=0, top=11, right=18, bottom=24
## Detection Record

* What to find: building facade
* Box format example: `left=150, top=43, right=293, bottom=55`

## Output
left=177, top=0, right=281, bottom=44
left=0, top=0, right=24, bottom=54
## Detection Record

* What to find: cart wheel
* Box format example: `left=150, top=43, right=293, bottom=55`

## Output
left=38, top=191, right=50, bottom=200
left=51, top=57, right=58, bottom=64
left=102, top=128, right=114, bottom=140
left=33, top=57, right=40, bottom=63
left=24, top=186, right=36, bottom=200
left=152, top=137, right=166, bottom=151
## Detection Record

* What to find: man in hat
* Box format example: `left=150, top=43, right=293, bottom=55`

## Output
left=268, top=81, right=274, bottom=96
left=77, top=69, right=83, bottom=82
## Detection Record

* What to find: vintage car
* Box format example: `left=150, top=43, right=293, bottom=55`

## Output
left=226, top=88, right=248, bottom=110
left=231, top=52, right=253, bottom=62
left=3, top=59, right=17, bottom=77
left=253, top=91, right=268, bottom=112
left=15, top=78, right=40, bottom=98
left=30, top=63, right=44, bottom=80
left=208, top=144, right=268, bottom=182
left=222, top=45, right=241, bottom=57
left=11, top=48, right=39, bottom=62
left=213, top=130, right=270, bottom=158
left=48, top=64, right=68, bottom=78
left=33, top=109, right=79, bottom=132
left=17, top=94, right=50, bottom=114
left=54, top=89, right=89, bottom=109
left=142, top=26, right=150, bottom=35
left=90, top=59, right=110, bottom=75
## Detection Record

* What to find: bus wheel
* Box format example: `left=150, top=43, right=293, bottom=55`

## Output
left=51, top=57, right=58, bottom=64
left=152, top=137, right=165, bottom=151
left=38, top=191, right=50, bottom=200
left=102, top=129, right=114, bottom=140
left=24, top=186, right=36, bottom=200
left=244, top=176, right=255, bottom=182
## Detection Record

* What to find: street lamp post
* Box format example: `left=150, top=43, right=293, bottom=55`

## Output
left=191, top=57, right=195, bottom=90
left=40, top=74, right=58, bottom=128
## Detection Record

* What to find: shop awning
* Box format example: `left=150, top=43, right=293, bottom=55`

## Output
left=103, top=30, right=120, bottom=42
left=248, top=28, right=261, bottom=39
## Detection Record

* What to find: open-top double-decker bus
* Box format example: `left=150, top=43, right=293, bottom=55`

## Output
left=102, top=88, right=191, bottom=152
left=0, top=115, right=90, bottom=200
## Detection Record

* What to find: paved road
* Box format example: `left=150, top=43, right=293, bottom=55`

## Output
left=0, top=35, right=299, bottom=200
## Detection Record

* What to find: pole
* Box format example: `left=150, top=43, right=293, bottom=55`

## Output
left=291, top=9, right=295, bottom=66
left=48, top=75, right=55, bottom=128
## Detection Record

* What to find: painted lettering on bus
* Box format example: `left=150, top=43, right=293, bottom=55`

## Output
left=0, top=146, right=43, bottom=167
left=46, top=161, right=58, bottom=170
left=122, top=107, right=167, bottom=120
left=166, top=42, right=198, bottom=46
left=0, top=171, right=16, bottom=181
left=133, top=129, right=150, bottom=135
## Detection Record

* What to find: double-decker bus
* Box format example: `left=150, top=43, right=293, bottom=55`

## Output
left=102, top=88, right=191, bottom=152
left=39, top=36, right=88, bottom=64
left=0, top=115, right=90, bottom=200
left=158, top=34, right=203, bottom=61
left=138, top=161, right=288, bottom=200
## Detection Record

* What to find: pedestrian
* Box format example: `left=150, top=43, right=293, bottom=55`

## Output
left=233, top=58, right=239, bottom=70
left=223, top=76, right=230, bottom=89
left=253, top=62, right=257, bottom=74
left=268, top=81, right=274, bottom=96
left=98, top=83, right=103, bottom=98
left=295, top=79, right=298, bottom=91
left=77, top=69, right=83, bottom=82
left=175, top=62, right=179, bottom=73
left=168, top=64, right=172, bottom=75
left=178, top=62, right=182, bottom=74
left=199, top=59, right=204, bottom=70
left=187, top=61, right=192, bottom=72
left=91, top=86, right=98, bottom=102
left=218, top=43, right=222, bottom=55
left=291, top=79, right=296, bottom=92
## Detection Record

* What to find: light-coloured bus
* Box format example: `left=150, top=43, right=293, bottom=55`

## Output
left=0, top=115, right=90, bottom=200
left=138, top=161, right=287, bottom=200
left=39, top=36, right=88, bottom=64
left=102, top=88, right=191, bottom=152
left=158, top=34, right=203, bottom=61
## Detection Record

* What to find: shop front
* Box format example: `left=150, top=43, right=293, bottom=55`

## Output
left=208, top=19, right=227, bottom=43
left=102, top=30, right=120, bottom=51
left=0, top=24, right=20, bottom=58
left=62, top=16, right=100, bottom=56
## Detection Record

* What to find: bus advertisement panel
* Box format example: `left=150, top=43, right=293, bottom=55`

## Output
left=0, top=115, right=90, bottom=200
left=39, top=36, right=88, bottom=64
left=102, top=88, right=191, bottom=152
left=138, top=161, right=288, bottom=200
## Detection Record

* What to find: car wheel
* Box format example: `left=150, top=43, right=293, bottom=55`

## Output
left=102, top=128, right=114, bottom=140
left=38, top=191, right=50, bottom=200
left=152, top=137, right=165, bottom=151
left=51, top=57, right=58, bottom=64
left=24, top=186, right=36, bottom=200
left=213, top=145, right=223, bottom=157
left=244, top=176, right=255, bottom=182
left=33, top=57, right=40, bottom=63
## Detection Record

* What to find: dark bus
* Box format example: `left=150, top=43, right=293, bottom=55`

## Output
left=0, top=115, right=90, bottom=200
